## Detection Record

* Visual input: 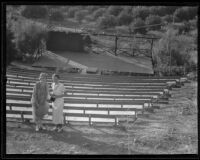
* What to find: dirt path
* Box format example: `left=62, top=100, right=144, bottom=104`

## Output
left=6, top=81, right=197, bottom=154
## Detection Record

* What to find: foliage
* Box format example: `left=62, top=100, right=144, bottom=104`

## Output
left=132, top=7, right=150, bottom=20
left=145, top=15, right=162, bottom=30
left=117, top=11, right=133, bottom=25
left=67, top=7, right=79, bottom=18
left=130, top=18, right=146, bottom=34
left=93, top=8, right=105, bottom=19
left=107, top=6, right=123, bottom=16
left=153, top=27, right=196, bottom=75
left=98, top=15, right=117, bottom=29
left=13, top=20, right=48, bottom=57
left=75, top=10, right=88, bottom=23
left=6, top=28, right=18, bottom=66
left=49, top=10, right=64, bottom=21
left=162, top=15, right=173, bottom=23
left=21, top=5, right=48, bottom=19
left=174, top=7, right=198, bottom=22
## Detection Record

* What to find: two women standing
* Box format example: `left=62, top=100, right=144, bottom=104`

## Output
left=31, top=73, right=66, bottom=132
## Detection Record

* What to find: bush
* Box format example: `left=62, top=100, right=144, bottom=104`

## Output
left=6, top=28, right=18, bottom=66
left=14, top=21, right=47, bottom=57
left=107, top=6, right=123, bottom=16
left=21, top=5, right=48, bottom=19
left=75, top=10, right=88, bottom=23
left=162, top=15, right=173, bottom=23
left=115, top=25, right=130, bottom=34
left=130, top=18, right=146, bottom=34
left=93, top=8, right=105, bottom=19
left=174, top=7, right=198, bottom=22
left=98, top=15, right=117, bottom=29
left=132, top=7, right=150, bottom=20
left=153, top=28, right=196, bottom=75
left=117, top=11, right=133, bottom=25
left=176, top=22, right=191, bottom=34
left=67, top=7, right=79, bottom=18
left=83, top=34, right=92, bottom=47
left=145, top=15, right=162, bottom=30
left=49, top=10, right=64, bottom=21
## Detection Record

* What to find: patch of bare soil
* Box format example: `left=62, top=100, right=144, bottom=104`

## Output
left=6, top=81, right=197, bottom=154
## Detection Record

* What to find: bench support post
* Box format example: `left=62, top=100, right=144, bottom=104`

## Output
left=20, top=111, right=24, bottom=122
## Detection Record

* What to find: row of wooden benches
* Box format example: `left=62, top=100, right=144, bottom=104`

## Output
left=6, top=67, right=186, bottom=126
left=6, top=69, right=184, bottom=83
left=7, top=66, right=185, bottom=80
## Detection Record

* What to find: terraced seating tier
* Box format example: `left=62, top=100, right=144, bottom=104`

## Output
left=7, top=67, right=183, bottom=80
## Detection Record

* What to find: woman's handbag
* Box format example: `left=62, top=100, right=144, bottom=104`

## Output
left=50, top=96, right=55, bottom=102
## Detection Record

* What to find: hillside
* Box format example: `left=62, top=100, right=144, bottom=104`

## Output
left=6, top=5, right=198, bottom=76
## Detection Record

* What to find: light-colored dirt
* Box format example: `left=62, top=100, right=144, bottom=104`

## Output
left=6, top=81, right=197, bottom=154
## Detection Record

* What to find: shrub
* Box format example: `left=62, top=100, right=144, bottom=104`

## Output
left=75, top=10, right=88, bottom=23
left=93, top=8, right=105, bottom=19
left=153, top=28, right=196, bottom=75
left=98, top=15, right=117, bottom=29
left=107, top=6, right=123, bottom=16
left=117, top=11, right=133, bottom=25
left=83, top=34, right=92, bottom=47
left=162, top=15, right=173, bottom=23
left=132, top=7, right=150, bottom=20
left=176, top=21, right=191, bottom=34
left=145, top=15, right=162, bottom=30
left=6, top=28, right=18, bottom=66
left=49, top=10, right=64, bottom=21
left=21, top=5, right=48, bottom=19
left=174, top=7, right=198, bottom=22
left=67, top=7, right=79, bottom=18
left=115, top=25, right=130, bottom=34
left=130, top=18, right=146, bottom=34
left=14, top=21, right=48, bottom=57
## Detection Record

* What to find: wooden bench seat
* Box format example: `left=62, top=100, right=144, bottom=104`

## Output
left=6, top=85, right=165, bottom=95
left=7, top=76, right=168, bottom=87
left=6, top=71, right=180, bottom=83
left=6, top=103, right=138, bottom=125
left=7, top=79, right=169, bottom=90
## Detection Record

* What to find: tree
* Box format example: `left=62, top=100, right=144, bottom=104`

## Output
left=93, top=8, right=105, bottom=19
left=145, top=15, right=162, bottom=30
left=132, top=6, right=150, bottom=20
left=49, top=10, right=64, bottom=21
left=174, top=7, right=198, bottom=22
left=98, top=15, right=117, bottom=29
left=75, top=10, right=88, bottom=23
left=107, top=6, right=123, bottom=16
left=117, top=11, right=133, bottom=25
left=21, top=5, right=48, bottom=19
left=67, top=7, right=79, bottom=18
left=162, top=15, right=173, bottom=23
left=6, top=28, right=18, bottom=66
left=14, top=21, right=48, bottom=57
left=154, top=27, right=194, bottom=74
left=130, top=18, right=146, bottom=34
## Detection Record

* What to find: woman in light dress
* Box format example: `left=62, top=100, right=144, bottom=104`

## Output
left=51, top=74, right=66, bottom=132
left=31, top=73, right=50, bottom=131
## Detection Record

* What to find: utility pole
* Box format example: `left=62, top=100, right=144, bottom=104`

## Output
left=114, top=35, right=118, bottom=56
left=150, top=39, right=154, bottom=74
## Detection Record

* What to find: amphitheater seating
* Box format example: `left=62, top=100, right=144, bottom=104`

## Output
left=6, top=65, right=187, bottom=126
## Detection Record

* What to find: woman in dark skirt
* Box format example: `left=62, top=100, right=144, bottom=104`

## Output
left=31, top=73, right=50, bottom=131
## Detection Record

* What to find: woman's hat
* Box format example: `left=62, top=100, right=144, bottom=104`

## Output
left=39, top=73, right=47, bottom=80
